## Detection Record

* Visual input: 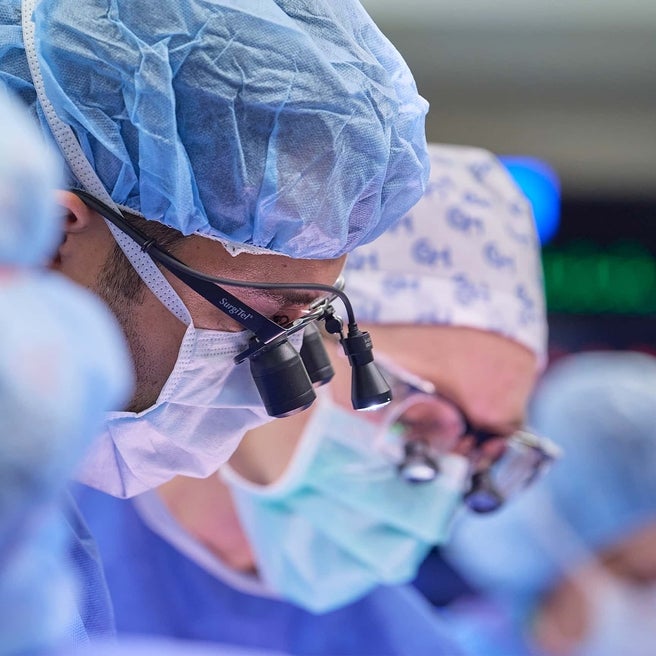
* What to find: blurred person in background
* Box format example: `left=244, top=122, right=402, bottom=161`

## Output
left=445, top=350, right=656, bottom=656
left=0, top=89, right=131, bottom=654
left=76, top=143, right=555, bottom=655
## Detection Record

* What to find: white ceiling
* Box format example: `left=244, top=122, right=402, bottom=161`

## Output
left=361, top=0, right=656, bottom=196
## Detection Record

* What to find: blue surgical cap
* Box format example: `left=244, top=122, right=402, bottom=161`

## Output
left=0, top=88, right=61, bottom=266
left=447, top=351, right=656, bottom=606
left=530, top=351, right=656, bottom=551
left=0, top=0, right=429, bottom=258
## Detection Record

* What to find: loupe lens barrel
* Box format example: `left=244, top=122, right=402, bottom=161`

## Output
left=299, top=322, right=334, bottom=386
left=250, top=340, right=316, bottom=417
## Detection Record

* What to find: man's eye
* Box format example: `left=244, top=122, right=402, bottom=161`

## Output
left=272, top=314, right=290, bottom=327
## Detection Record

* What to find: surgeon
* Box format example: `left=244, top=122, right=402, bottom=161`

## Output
left=0, top=1, right=428, bottom=640
left=75, top=143, right=553, bottom=655
left=445, top=350, right=656, bottom=656
left=0, top=88, right=302, bottom=656
left=0, top=0, right=429, bottom=500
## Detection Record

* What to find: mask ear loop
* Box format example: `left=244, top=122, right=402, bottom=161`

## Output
left=21, top=0, right=190, bottom=326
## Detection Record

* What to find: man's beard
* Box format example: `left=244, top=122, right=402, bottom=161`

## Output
left=95, top=244, right=162, bottom=412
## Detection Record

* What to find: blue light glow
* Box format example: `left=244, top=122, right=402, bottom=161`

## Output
left=500, top=156, right=561, bottom=245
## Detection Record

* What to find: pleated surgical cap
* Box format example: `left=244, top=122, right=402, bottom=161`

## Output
left=447, top=351, right=656, bottom=608
left=0, top=0, right=429, bottom=259
left=343, top=143, right=547, bottom=364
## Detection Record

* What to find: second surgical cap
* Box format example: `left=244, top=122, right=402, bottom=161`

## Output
left=343, top=143, right=547, bottom=363
left=0, top=0, right=429, bottom=258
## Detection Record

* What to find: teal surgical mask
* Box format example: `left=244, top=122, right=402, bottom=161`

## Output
left=221, top=390, right=469, bottom=613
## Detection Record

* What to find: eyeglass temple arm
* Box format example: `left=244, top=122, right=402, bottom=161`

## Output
left=72, top=189, right=356, bottom=316
left=71, top=190, right=368, bottom=367
left=151, top=254, right=286, bottom=344
left=71, top=189, right=289, bottom=344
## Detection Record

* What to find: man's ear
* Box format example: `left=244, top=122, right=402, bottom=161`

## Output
left=56, top=190, right=96, bottom=234
left=52, top=191, right=112, bottom=269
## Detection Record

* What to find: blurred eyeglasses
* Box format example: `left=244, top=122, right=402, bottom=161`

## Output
left=375, top=357, right=561, bottom=513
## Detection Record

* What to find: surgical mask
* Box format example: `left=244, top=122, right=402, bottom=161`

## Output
left=221, top=390, right=470, bottom=613
left=572, top=574, right=656, bottom=656
left=76, top=323, right=274, bottom=498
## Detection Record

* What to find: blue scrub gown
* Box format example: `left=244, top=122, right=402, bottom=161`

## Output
left=72, top=484, right=466, bottom=656
left=63, top=493, right=116, bottom=643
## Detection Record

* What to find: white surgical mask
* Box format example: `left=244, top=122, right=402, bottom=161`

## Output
left=75, top=323, right=272, bottom=498
left=221, top=390, right=469, bottom=613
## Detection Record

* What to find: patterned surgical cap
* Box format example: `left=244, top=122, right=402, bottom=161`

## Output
left=343, top=143, right=547, bottom=363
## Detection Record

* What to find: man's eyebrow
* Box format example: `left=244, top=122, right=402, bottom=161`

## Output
left=241, top=288, right=330, bottom=310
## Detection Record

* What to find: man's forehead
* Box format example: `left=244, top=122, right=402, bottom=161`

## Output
left=369, top=325, right=536, bottom=431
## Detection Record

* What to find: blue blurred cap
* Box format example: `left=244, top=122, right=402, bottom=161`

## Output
left=0, top=272, right=133, bottom=652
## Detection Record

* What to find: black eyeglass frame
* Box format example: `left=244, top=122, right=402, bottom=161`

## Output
left=375, top=358, right=561, bottom=511
left=72, top=189, right=350, bottom=362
